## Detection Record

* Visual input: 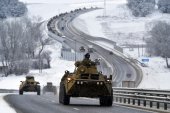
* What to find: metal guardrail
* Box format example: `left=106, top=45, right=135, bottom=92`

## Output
left=0, top=89, right=18, bottom=93
left=113, top=88, right=170, bottom=111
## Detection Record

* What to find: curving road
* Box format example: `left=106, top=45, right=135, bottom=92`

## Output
left=3, top=8, right=144, bottom=113
left=4, top=93, right=154, bottom=113
left=55, top=9, right=142, bottom=87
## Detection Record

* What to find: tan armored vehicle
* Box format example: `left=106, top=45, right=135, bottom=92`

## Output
left=43, top=82, right=57, bottom=95
left=19, top=76, right=41, bottom=95
left=59, top=53, right=113, bottom=106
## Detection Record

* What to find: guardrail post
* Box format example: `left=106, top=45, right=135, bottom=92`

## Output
left=116, top=97, right=118, bottom=102
left=150, top=101, right=152, bottom=108
left=143, top=100, right=146, bottom=107
left=128, top=98, right=130, bottom=104
left=157, top=102, right=159, bottom=109
left=133, top=99, right=135, bottom=105
left=164, top=103, right=167, bottom=110
left=124, top=98, right=126, bottom=103
left=138, top=100, right=140, bottom=106
left=120, top=98, right=122, bottom=103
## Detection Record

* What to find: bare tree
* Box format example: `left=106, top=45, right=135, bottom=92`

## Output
left=31, top=17, right=51, bottom=73
left=127, top=0, right=155, bottom=17
left=41, top=51, right=52, bottom=68
left=146, top=21, right=170, bottom=68
left=0, top=21, right=10, bottom=76
left=0, top=16, right=50, bottom=75
left=158, top=0, right=170, bottom=13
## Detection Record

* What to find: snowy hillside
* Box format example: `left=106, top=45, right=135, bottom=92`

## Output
left=1, top=0, right=170, bottom=90
left=73, top=0, right=170, bottom=89
left=0, top=0, right=111, bottom=90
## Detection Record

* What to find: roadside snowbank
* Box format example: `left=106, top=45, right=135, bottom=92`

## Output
left=0, top=42, right=74, bottom=90
left=9, top=0, right=169, bottom=91
left=72, top=0, right=170, bottom=90
left=0, top=94, right=16, bottom=113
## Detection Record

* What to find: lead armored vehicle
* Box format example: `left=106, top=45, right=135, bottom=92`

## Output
left=19, top=76, right=41, bottom=95
left=59, top=53, right=113, bottom=106
left=43, top=82, right=57, bottom=95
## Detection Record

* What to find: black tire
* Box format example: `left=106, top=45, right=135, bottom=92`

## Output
left=100, top=96, right=113, bottom=106
left=99, top=96, right=105, bottom=106
left=100, top=89, right=113, bottom=106
left=106, top=96, right=113, bottom=106
left=19, top=90, right=23, bottom=95
left=59, top=84, right=70, bottom=105
left=37, top=85, right=41, bottom=95
left=59, top=85, right=63, bottom=103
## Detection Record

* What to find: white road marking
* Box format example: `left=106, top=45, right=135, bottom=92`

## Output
left=73, top=108, right=79, bottom=111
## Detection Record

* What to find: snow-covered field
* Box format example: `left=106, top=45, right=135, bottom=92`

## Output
left=0, top=0, right=109, bottom=89
left=1, top=0, right=170, bottom=112
left=0, top=0, right=170, bottom=96
left=72, top=0, right=170, bottom=89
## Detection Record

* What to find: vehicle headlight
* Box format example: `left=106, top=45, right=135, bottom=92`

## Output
left=67, top=77, right=72, bottom=82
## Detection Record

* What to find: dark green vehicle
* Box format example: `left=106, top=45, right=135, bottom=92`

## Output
left=19, top=76, right=41, bottom=95
left=43, top=82, right=57, bottom=95
left=59, top=53, right=113, bottom=106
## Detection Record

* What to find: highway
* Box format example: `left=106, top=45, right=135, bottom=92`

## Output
left=4, top=93, right=154, bottom=113
left=3, top=8, right=145, bottom=113
left=55, top=9, right=142, bottom=87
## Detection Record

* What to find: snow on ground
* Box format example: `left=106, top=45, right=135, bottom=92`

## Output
left=0, top=0, right=113, bottom=89
left=73, top=0, right=170, bottom=89
left=0, top=94, right=16, bottom=113
left=0, top=41, right=74, bottom=89
left=0, top=0, right=168, bottom=90
left=3, top=0, right=170, bottom=112
left=73, top=0, right=170, bottom=46
left=20, top=0, right=108, bottom=21
left=138, top=57, right=170, bottom=89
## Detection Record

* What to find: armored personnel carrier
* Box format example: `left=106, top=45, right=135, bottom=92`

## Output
left=59, top=53, right=113, bottom=106
left=19, top=76, right=41, bottom=95
left=43, top=82, right=57, bottom=95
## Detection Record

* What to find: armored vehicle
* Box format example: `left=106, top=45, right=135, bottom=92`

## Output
left=59, top=53, right=113, bottom=106
left=79, top=46, right=85, bottom=52
left=43, top=82, right=57, bottom=95
left=19, top=76, right=41, bottom=95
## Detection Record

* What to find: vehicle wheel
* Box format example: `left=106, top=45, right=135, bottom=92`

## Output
left=19, top=90, right=23, bottom=95
left=106, top=96, right=113, bottom=106
left=99, top=96, right=106, bottom=106
left=100, top=96, right=113, bottom=106
left=63, top=86, right=70, bottom=105
left=37, top=85, right=41, bottom=95
left=59, top=84, right=63, bottom=103
left=59, top=84, right=70, bottom=105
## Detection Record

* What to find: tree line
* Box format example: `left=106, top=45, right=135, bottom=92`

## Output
left=127, top=0, right=170, bottom=17
left=127, top=0, right=170, bottom=68
left=0, top=0, right=27, bottom=19
left=0, top=17, right=51, bottom=76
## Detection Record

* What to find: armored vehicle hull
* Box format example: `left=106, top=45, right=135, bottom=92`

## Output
left=19, top=76, right=41, bottom=95
left=43, top=82, right=57, bottom=95
left=59, top=54, right=113, bottom=106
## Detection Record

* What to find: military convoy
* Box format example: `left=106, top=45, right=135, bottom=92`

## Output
left=59, top=53, right=113, bottom=106
left=43, top=82, right=57, bottom=95
left=19, top=76, right=41, bottom=95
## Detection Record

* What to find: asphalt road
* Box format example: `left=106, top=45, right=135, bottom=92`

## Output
left=4, top=93, right=155, bottom=113
left=56, top=9, right=141, bottom=87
